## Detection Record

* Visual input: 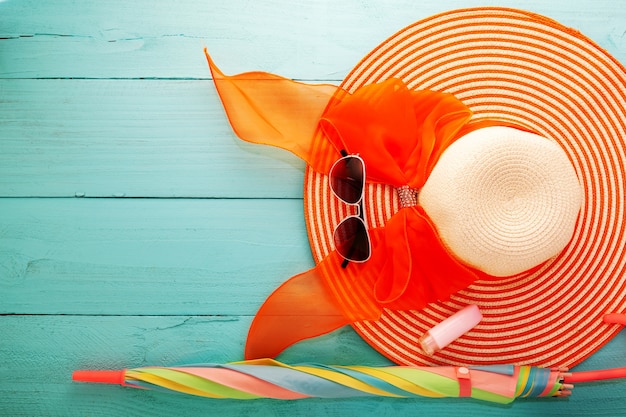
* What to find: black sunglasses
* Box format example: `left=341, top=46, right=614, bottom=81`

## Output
left=329, top=150, right=371, bottom=268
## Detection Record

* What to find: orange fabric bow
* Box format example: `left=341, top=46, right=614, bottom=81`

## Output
left=207, top=51, right=490, bottom=359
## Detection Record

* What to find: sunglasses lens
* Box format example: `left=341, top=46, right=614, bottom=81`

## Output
left=330, top=156, right=364, bottom=204
left=333, top=217, right=370, bottom=262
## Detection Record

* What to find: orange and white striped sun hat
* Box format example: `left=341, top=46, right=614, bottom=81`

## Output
left=304, top=7, right=626, bottom=367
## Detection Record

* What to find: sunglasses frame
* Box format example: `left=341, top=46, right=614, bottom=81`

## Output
left=329, top=152, right=371, bottom=267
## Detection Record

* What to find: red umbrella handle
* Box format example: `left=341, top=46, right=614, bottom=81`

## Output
left=566, top=367, right=626, bottom=384
left=73, top=369, right=126, bottom=385
left=565, top=314, right=626, bottom=383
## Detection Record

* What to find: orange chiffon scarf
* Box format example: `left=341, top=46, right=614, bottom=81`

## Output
left=207, top=51, right=504, bottom=359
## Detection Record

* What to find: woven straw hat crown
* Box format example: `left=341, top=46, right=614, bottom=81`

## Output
left=420, top=126, right=582, bottom=277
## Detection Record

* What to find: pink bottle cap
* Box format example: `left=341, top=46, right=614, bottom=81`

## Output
left=420, top=305, right=483, bottom=355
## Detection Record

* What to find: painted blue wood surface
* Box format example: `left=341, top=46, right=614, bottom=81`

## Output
left=1, top=1, right=625, bottom=416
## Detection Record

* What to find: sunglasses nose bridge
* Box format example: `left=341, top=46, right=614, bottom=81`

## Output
left=331, top=184, right=365, bottom=219
left=355, top=198, right=364, bottom=220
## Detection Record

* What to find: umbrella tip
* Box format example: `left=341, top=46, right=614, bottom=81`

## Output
left=72, top=369, right=126, bottom=385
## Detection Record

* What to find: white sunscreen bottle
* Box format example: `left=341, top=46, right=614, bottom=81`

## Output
left=420, top=305, right=483, bottom=355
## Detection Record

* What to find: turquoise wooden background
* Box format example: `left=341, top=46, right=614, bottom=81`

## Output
left=1, top=1, right=625, bottom=415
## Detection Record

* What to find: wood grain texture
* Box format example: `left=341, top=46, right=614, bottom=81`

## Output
left=1, top=0, right=624, bottom=80
left=0, top=79, right=305, bottom=198
left=0, top=198, right=312, bottom=315
left=1, top=0, right=626, bottom=416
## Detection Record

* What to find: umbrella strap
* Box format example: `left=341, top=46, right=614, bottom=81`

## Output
left=456, top=367, right=472, bottom=397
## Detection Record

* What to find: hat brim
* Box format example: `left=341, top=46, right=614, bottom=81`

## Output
left=304, top=7, right=626, bottom=367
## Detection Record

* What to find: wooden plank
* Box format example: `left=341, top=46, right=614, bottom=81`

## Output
left=1, top=0, right=624, bottom=79
left=0, top=198, right=313, bottom=315
left=0, top=79, right=305, bottom=198
left=2, top=315, right=626, bottom=417
left=0, top=0, right=406, bottom=80
left=0, top=315, right=385, bottom=417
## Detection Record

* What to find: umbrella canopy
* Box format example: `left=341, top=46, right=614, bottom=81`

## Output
left=73, top=359, right=569, bottom=404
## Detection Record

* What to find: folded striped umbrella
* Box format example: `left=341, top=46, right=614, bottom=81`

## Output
left=73, top=359, right=586, bottom=404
